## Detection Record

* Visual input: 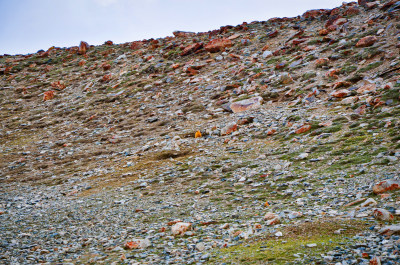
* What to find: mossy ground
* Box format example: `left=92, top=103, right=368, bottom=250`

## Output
left=209, top=219, right=369, bottom=265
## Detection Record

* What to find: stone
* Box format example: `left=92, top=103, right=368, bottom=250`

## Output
left=360, top=198, right=377, bottom=207
left=369, top=256, right=381, bottom=265
left=373, top=208, right=394, bottom=221
left=101, top=62, right=111, bottom=71
left=298, top=153, right=309, bottom=159
left=230, top=96, right=263, bottom=113
left=295, top=124, right=311, bottom=134
left=50, top=81, right=66, bottom=90
left=124, top=239, right=151, bottom=249
left=173, top=31, right=196, bottom=38
left=171, top=222, right=192, bottom=236
left=264, top=212, right=280, bottom=225
left=78, top=41, right=89, bottom=55
left=332, top=89, right=350, bottom=98
left=262, top=50, right=273, bottom=58
left=195, top=242, right=205, bottom=251
left=221, top=123, right=238, bottom=136
left=205, top=38, right=233, bottom=52
left=43, top=90, right=55, bottom=101
left=180, top=43, right=203, bottom=56
left=315, top=58, right=329, bottom=67
left=379, top=225, right=400, bottom=236
left=373, top=179, right=400, bottom=194
left=356, top=36, right=377, bottom=47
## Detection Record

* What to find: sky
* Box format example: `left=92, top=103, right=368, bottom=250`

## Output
left=0, top=0, right=347, bottom=55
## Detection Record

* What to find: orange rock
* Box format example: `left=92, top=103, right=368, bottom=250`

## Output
left=267, top=129, right=276, bottom=135
left=205, top=38, right=233, bottom=53
left=78, top=60, right=86, bottom=66
left=43, top=90, right=55, bottom=101
left=356, top=36, right=377, bottom=47
left=104, top=40, right=113, bottom=45
left=78, top=41, right=89, bottom=55
left=332, top=89, right=350, bottom=98
left=295, top=124, right=311, bottom=134
left=319, top=29, right=329, bottom=36
left=195, top=131, right=202, bottom=138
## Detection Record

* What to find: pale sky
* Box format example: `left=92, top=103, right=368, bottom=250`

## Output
left=0, top=0, right=347, bottom=55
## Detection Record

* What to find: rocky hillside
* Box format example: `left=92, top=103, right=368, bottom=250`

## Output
left=1, top=0, right=400, bottom=264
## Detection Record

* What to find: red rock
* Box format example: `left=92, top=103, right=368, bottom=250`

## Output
left=373, top=208, right=394, bottom=221
left=315, top=58, right=329, bottom=67
left=124, top=239, right=150, bottom=249
left=373, top=179, right=400, bottom=194
left=130, top=41, right=143, bottom=50
left=267, top=129, right=276, bottom=135
left=186, top=67, right=198, bottom=76
left=369, top=257, right=381, bottom=265
left=101, top=62, right=111, bottom=71
left=78, top=41, right=89, bottom=55
left=173, top=31, right=195, bottom=38
left=50, top=81, right=66, bottom=90
left=102, top=74, right=112, bottom=82
left=268, top=30, right=278, bottom=38
left=171, top=63, right=180, bottom=69
left=221, top=123, right=238, bottom=136
left=230, top=96, right=263, bottom=113
left=43, top=91, right=55, bottom=101
left=295, top=124, right=311, bottom=134
left=358, top=0, right=367, bottom=6
left=104, top=40, right=113, bottom=45
left=303, top=9, right=329, bottom=19
left=78, top=60, right=86, bottom=66
left=344, top=6, right=360, bottom=16
left=332, top=89, right=350, bottom=98
left=332, top=81, right=352, bottom=89
left=180, top=43, right=203, bottom=56
left=237, top=117, right=254, bottom=125
left=292, top=39, right=306, bottom=45
left=356, top=36, right=377, bottom=47
left=205, top=38, right=232, bottom=53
